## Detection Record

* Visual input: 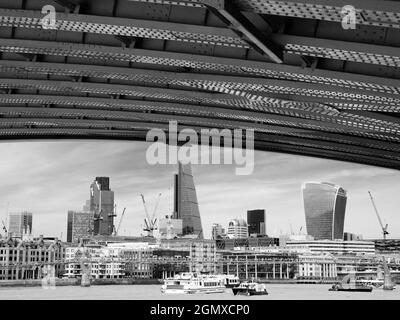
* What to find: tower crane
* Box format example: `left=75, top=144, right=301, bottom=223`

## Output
left=141, top=193, right=162, bottom=237
left=113, top=207, right=126, bottom=236
left=368, top=191, right=389, bottom=240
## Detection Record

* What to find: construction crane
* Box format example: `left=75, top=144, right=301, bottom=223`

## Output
left=109, top=204, right=118, bottom=218
left=1, top=220, right=7, bottom=235
left=141, top=193, right=162, bottom=237
left=368, top=191, right=389, bottom=240
left=113, top=207, right=126, bottom=236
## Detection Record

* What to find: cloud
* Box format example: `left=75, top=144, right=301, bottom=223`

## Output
left=0, top=140, right=399, bottom=240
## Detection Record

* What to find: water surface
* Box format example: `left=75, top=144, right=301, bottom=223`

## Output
left=0, top=284, right=399, bottom=300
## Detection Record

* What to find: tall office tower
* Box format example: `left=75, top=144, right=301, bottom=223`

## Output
left=302, top=182, right=347, bottom=240
left=66, top=211, right=94, bottom=243
left=173, top=162, right=204, bottom=239
left=227, top=219, right=248, bottom=239
left=247, top=209, right=266, bottom=236
left=8, top=212, right=33, bottom=238
left=211, top=223, right=225, bottom=240
left=90, top=177, right=115, bottom=236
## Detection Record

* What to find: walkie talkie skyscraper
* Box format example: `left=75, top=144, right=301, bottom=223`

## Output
left=302, top=182, right=347, bottom=240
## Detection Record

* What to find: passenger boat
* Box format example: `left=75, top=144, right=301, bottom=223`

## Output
left=329, top=273, right=372, bottom=292
left=329, top=283, right=373, bottom=292
left=357, top=279, right=384, bottom=288
left=216, top=275, right=240, bottom=288
left=358, top=259, right=396, bottom=290
left=232, top=281, right=268, bottom=296
left=161, top=273, right=226, bottom=294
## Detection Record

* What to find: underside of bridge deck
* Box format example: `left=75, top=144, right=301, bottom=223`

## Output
left=1, top=0, right=400, bottom=169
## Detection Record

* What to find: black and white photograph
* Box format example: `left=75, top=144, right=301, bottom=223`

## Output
left=0, top=0, right=400, bottom=311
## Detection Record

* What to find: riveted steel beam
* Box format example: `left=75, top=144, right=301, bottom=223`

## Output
left=0, top=115, right=399, bottom=166
left=271, top=34, right=400, bottom=68
left=128, top=0, right=400, bottom=29
left=2, top=59, right=400, bottom=99
left=201, top=0, right=283, bottom=63
left=1, top=91, right=400, bottom=146
left=233, top=0, right=400, bottom=29
left=3, top=8, right=400, bottom=67
left=1, top=78, right=400, bottom=139
left=52, top=0, right=80, bottom=13
left=2, top=38, right=400, bottom=98
left=0, top=8, right=246, bottom=48
left=2, top=60, right=400, bottom=113
left=1, top=98, right=400, bottom=153
left=1, top=126, right=399, bottom=169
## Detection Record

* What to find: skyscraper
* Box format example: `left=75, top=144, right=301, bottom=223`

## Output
left=247, top=209, right=266, bottom=236
left=8, top=211, right=32, bottom=238
left=90, top=177, right=115, bottom=236
left=66, top=211, right=94, bottom=243
left=173, top=162, right=203, bottom=239
left=226, top=219, right=248, bottom=239
left=211, top=223, right=225, bottom=240
left=302, top=182, right=347, bottom=240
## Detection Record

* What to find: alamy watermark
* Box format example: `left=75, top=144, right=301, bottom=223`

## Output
left=40, top=5, right=57, bottom=29
left=41, top=265, right=56, bottom=290
left=341, top=5, right=357, bottom=30
left=145, top=121, right=255, bottom=176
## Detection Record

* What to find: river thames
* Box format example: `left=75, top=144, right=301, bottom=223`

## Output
left=0, top=284, right=399, bottom=300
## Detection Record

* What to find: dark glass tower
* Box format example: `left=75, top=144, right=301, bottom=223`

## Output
left=247, top=209, right=266, bottom=236
left=302, top=182, right=347, bottom=240
left=173, top=162, right=203, bottom=239
left=66, top=211, right=93, bottom=243
left=90, top=177, right=115, bottom=236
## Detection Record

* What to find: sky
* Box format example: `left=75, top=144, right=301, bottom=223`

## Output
left=0, top=140, right=399, bottom=241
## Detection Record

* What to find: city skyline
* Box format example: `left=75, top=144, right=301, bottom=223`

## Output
left=0, top=140, right=400, bottom=241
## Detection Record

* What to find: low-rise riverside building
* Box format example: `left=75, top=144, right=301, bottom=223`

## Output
left=159, top=239, right=217, bottom=274
left=218, top=249, right=298, bottom=280
left=0, top=236, right=65, bottom=280
left=286, top=240, right=376, bottom=255
left=296, top=254, right=338, bottom=280
left=64, top=243, right=153, bottom=279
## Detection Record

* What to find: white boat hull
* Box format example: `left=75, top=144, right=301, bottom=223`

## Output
left=161, top=273, right=228, bottom=295
left=187, top=287, right=226, bottom=294
left=161, top=286, right=226, bottom=294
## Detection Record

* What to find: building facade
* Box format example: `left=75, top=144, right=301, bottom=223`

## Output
left=156, top=217, right=183, bottom=239
left=227, top=219, right=248, bottom=239
left=159, top=239, right=217, bottom=274
left=344, top=232, right=363, bottom=241
left=247, top=209, right=266, bottom=236
left=90, top=177, right=115, bottom=236
left=211, top=223, right=225, bottom=240
left=0, top=237, right=65, bottom=280
left=286, top=240, right=376, bottom=255
left=67, top=211, right=94, bottom=243
left=217, top=237, right=279, bottom=250
left=219, top=250, right=298, bottom=280
left=173, top=162, right=203, bottom=239
left=302, top=182, right=347, bottom=240
left=373, top=239, right=400, bottom=253
left=64, top=243, right=153, bottom=280
left=8, top=212, right=32, bottom=238
left=297, top=254, right=338, bottom=280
